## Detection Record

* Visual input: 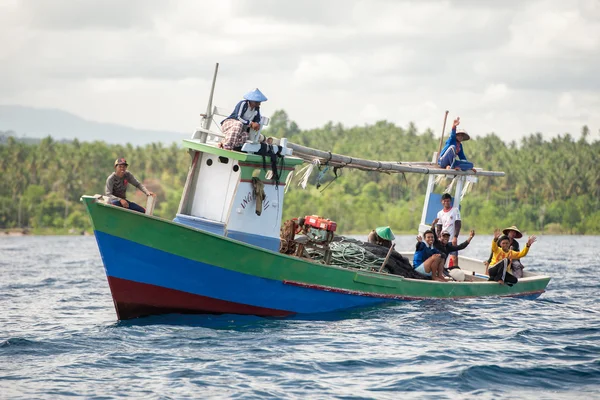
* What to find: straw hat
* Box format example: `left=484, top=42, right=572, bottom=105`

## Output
left=502, top=226, right=523, bottom=239
left=456, top=129, right=470, bottom=141
left=375, top=226, right=395, bottom=241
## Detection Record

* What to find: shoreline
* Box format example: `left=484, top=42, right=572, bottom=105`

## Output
left=1, top=229, right=92, bottom=237
left=0, top=229, right=594, bottom=237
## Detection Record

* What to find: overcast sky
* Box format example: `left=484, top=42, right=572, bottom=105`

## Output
left=1, top=0, right=599, bottom=142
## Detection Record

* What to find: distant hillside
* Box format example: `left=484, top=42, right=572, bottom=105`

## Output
left=0, top=105, right=190, bottom=146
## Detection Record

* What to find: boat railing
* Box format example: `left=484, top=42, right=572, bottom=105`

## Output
left=192, top=105, right=270, bottom=144
left=92, top=194, right=156, bottom=216
left=145, top=195, right=155, bottom=216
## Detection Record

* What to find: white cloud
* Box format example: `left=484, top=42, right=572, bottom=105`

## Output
left=483, top=84, right=509, bottom=103
left=0, top=0, right=598, bottom=141
left=359, top=104, right=384, bottom=122
left=293, top=55, right=354, bottom=87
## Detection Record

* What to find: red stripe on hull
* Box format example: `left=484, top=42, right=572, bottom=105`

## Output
left=107, top=277, right=294, bottom=320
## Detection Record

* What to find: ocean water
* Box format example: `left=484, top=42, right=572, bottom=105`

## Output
left=1, top=235, right=599, bottom=399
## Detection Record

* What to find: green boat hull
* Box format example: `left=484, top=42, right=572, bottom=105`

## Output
left=82, top=196, right=551, bottom=320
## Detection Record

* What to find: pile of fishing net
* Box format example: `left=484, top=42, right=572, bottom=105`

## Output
left=304, top=236, right=428, bottom=280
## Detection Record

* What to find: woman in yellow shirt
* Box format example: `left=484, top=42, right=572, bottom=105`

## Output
left=487, top=229, right=537, bottom=285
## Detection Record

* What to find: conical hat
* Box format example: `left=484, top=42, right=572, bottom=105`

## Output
left=456, top=129, right=470, bottom=141
left=502, top=225, right=523, bottom=238
left=243, top=88, right=268, bottom=102
left=375, top=226, right=395, bottom=241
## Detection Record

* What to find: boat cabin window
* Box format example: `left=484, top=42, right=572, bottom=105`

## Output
left=233, top=165, right=239, bottom=172
left=218, top=156, right=229, bottom=164
left=206, top=159, right=213, bottom=166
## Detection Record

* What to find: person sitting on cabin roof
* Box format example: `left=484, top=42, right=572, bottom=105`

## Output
left=413, top=230, right=446, bottom=282
left=105, top=158, right=154, bottom=213
left=438, top=117, right=476, bottom=172
left=367, top=226, right=395, bottom=249
left=431, top=217, right=475, bottom=281
left=218, top=88, right=268, bottom=151
left=484, top=225, right=526, bottom=278
left=487, top=228, right=537, bottom=286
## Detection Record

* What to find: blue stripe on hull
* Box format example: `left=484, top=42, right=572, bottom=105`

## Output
left=226, top=230, right=280, bottom=252
left=94, top=231, right=390, bottom=314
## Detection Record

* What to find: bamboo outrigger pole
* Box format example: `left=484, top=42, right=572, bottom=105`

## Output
left=279, top=141, right=505, bottom=177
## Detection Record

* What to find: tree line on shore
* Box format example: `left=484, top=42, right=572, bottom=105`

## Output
left=1, top=111, right=599, bottom=235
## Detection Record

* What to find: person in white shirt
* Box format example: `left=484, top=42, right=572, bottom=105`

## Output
left=436, top=193, right=461, bottom=266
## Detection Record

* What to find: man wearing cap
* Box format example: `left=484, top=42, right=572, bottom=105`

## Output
left=438, top=117, right=475, bottom=172
left=367, top=226, right=395, bottom=249
left=105, top=158, right=154, bottom=213
left=484, top=226, right=526, bottom=277
left=431, top=217, right=475, bottom=280
left=219, top=88, right=268, bottom=151
left=488, top=228, right=537, bottom=285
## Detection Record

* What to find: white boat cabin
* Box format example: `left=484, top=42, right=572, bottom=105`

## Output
left=175, top=106, right=303, bottom=252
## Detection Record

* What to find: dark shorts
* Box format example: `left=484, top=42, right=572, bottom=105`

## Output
left=110, top=200, right=146, bottom=214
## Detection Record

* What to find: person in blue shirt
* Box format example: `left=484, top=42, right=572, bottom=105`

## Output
left=219, top=88, right=267, bottom=151
left=438, top=117, right=476, bottom=172
left=413, top=230, right=446, bottom=282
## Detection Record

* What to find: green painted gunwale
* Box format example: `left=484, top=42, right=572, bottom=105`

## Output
left=82, top=196, right=551, bottom=299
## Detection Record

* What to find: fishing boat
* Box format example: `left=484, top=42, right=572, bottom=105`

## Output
left=82, top=64, right=551, bottom=320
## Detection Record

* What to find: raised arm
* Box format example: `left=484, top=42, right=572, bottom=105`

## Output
left=431, top=218, right=439, bottom=241
left=491, top=228, right=501, bottom=252
left=514, top=235, right=537, bottom=259
left=450, top=229, right=475, bottom=252
left=449, top=117, right=459, bottom=138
